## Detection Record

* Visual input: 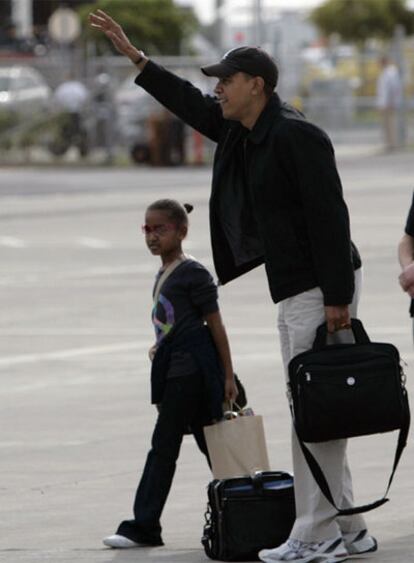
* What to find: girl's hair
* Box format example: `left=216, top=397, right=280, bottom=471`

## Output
left=147, top=199, right=193, bottom=227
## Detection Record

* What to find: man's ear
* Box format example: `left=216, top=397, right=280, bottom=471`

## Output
left=252, top=76, right=265, bottom=95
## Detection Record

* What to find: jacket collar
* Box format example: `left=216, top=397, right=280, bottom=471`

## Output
left=247, top=92, right=282, bottom=145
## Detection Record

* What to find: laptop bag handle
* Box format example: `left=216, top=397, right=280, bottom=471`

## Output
left=312, top=318, right=370, bottom=351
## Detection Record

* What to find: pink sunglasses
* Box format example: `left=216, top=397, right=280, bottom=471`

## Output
left=141, top=223, right=176, bottom=236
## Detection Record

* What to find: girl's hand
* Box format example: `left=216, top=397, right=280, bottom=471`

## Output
left=399, top=262, right=414, bottom=293
left=88, top=9, right=141, bottom=62
left=225, top=376, right=238, bottom=403
left=148, top=344, right=157, bottom=361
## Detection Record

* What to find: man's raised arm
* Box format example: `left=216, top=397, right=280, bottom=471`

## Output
left=88, top=10, right=224, bottom=142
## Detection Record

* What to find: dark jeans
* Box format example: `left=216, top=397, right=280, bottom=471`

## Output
left=117, top=371, right=210, bottom=544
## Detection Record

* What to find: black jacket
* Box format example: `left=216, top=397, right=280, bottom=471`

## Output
left=151, top=326, right=224, bottom=425
left=136, top=61, right=361, bottom=305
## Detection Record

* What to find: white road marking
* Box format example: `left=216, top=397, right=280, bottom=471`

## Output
left=0, top=341, right=152, bottom=367
left=0, top=440, right=99, bottom=448
left=0, top=264, right=155, bottom=286
left=233, top=352, right=281, bottom=363
left=0, top=342, right=280, bottom=369
left=0, top=256, right=214, bottom=285
left=69, top=264, right=154, bottom=278
left=230, top=326, right=411, bottom=337
left=0, top=236, right=26, bottom=248
left=0, top=328, right=152, bottom=336
left=77, top=237, right=112, bottom=248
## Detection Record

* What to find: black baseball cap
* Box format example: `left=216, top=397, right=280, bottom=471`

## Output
left=201, top=46, right=278, bottom=89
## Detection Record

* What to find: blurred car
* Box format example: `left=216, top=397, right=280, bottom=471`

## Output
left=115, top=74, right=159, bottom=163
left=0, top=66, right=51, bottom=115
left=115, top=68, right=213, bottom=164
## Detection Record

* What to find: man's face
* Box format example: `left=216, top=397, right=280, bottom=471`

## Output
left=214, top=72, right=256, bottom=121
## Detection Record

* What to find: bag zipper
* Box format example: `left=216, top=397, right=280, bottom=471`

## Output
left=295, top=354, right=398, bottom=381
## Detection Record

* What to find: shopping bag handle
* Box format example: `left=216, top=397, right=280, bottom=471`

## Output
left=224, top=400, right=242, bottom=413
left=312, top=318, right=370, bottom=351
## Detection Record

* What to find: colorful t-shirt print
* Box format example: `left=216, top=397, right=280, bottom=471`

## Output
left=404, top=191, right=414, bottom=317
left=153, top=293, right=175, bottom=344
left=152, top=259, right=219, bottom=377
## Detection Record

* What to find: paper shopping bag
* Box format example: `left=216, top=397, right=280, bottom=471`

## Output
left=203, top=415, right=270, bottom=479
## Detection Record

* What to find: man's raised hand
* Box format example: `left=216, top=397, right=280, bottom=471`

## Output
left=88, top=9, right=141, bottom=62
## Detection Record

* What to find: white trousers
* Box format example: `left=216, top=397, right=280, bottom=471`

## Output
left=277, top=269, right=366, bottom=542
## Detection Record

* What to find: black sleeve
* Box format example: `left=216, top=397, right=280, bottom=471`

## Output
left=135, top=60, right=224, bottom=143
left=279, top=120, right=355, bottom=306
left=187, top=262, right=219, bottom=316
left=405, top=191, right=414, bottom=237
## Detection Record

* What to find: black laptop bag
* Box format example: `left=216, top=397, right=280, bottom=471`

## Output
left=288, top=318, right=410, bottom=443
left=202, top=471, right=295, bottom=561
left=288, top=318, right=410, bottom=516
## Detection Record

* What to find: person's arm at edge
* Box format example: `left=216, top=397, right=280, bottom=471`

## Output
left=204, top=311, right=238, bottom=403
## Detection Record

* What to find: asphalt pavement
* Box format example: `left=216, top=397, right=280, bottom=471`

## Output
left=1, top=141, right=414, bottom=562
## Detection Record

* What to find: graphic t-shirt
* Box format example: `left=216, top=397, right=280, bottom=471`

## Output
left=404, top=192, right=414, bottom=317
left=152, top=259, right=219, bottom=377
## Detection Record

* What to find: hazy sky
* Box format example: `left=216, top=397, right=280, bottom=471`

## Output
left=175, top=0, right=324, bottom=24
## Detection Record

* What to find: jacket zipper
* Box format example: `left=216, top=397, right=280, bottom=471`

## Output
left=219, top=127, right=232, bottom=157
left=243, top=137, right=249, bottom=179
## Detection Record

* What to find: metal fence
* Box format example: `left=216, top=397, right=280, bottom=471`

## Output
left=1, top=48, right=414, bottom=165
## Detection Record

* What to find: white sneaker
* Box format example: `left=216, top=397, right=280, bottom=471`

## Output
left=259, top=536, right=349, bottom=563
left=343, top=530, right=378, bottom=556
left=103, top=534, right=145, bottom=548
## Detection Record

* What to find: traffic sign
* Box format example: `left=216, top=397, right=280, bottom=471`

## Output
left=48, top=7, right=81, bottom=44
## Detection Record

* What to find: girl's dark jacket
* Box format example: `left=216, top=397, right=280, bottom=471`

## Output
left=136, top=61, right=361, bottom=306
left=151, top=326, right=224, bottom=426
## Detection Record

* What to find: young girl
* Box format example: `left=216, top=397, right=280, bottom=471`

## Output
left=104, top=199, right=237, bottom=549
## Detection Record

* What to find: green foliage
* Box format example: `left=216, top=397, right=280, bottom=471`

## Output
left=0, top=111, right=19, bottom=149
left=78, top=0, right=199, bottom=55
left=311, top=0, right=414, bottom=44
left=19, top=113, right=67, bottom=148
left=0, top=111, right=19, bottom=133
left=0, top=110, right=67, bottom=151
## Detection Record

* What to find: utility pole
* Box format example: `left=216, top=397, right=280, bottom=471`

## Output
left=253, top=0, right=263, bottom=45
left=215, top=0, right=224, bottom=51
left=392, top=24, right=406, bottom=148
left=11, top=0, right=33, bottom=38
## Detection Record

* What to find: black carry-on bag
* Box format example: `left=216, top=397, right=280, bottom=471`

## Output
left=288, top=318, right=410, bottom=515
left=202, top=471, right=295, bottom=561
